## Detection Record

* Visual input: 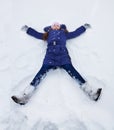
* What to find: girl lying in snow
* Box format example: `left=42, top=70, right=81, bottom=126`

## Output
left=11, top=22, right=102, bottom=105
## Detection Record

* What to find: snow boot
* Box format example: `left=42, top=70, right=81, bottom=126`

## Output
left=11, top=85, right=36, bottom=105
left=81, top=82, right=102, bottom=101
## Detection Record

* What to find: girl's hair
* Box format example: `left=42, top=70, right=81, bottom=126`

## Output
left=43, top=29, right=69, bottom=41
left=43, top=32, right=48, bottom=40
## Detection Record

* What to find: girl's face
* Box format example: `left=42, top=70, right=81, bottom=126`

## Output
left=51, top=24, right=60, bottom=30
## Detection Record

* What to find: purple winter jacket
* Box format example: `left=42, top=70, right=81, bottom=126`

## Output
left=26, top=25, right=86, bottom=66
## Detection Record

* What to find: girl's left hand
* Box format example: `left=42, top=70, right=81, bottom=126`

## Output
left=84, top=23, right=91, bottom=29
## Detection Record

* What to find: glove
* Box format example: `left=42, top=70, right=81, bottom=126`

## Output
left=83, top=23, right=91, bottom=29
left=21, top=25, right=29, bottom=32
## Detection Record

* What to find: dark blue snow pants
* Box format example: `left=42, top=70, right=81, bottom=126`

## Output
left=30, top=64, right=86, bottom=87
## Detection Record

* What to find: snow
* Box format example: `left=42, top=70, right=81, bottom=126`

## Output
left=0, top=0, right=114, bottom=129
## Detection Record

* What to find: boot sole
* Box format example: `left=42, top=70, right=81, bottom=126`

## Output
left=11, top=96, right=26, bottom=105
left=94, top=88, right=102, bottom=101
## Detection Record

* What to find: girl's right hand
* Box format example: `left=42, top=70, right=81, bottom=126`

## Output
left=21, top=25, right=29, bottom=32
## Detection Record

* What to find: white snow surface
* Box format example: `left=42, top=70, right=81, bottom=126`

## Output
left=0, top=0, right=114, bottom=130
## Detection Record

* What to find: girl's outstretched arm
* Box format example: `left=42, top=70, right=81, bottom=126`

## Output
left=21, top=25, right=44, bottom=40
left=66, top=23, right=91, bottom=40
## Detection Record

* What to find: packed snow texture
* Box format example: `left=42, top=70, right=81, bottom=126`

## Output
left=0, top=0, right=114, bottom=130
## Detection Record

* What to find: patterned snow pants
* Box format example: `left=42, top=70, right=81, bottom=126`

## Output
left=30, top=64, right=86, bottom=87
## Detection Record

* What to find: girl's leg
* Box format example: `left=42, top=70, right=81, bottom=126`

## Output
left=11, top=64, right=54, bottom=105
left=61, top=64, right=102, bottom=101
left=30, top=64, right=54, bottom=87
left=61, top=64, right=86, bottom=85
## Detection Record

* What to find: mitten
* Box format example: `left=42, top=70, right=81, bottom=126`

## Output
left=83, top=23, right=91, bottom=29
left=21, top=25, right=29, bottom=32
